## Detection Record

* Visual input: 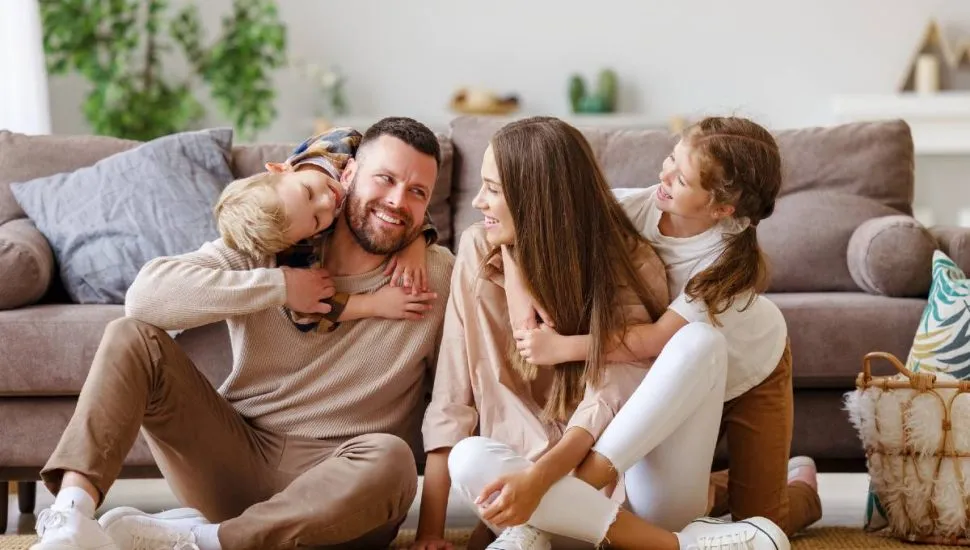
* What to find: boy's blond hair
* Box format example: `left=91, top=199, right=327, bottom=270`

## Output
left=214, top=171, right=291, bottom=258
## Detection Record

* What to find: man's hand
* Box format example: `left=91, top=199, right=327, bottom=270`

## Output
left=476, top=468, right=549, bottom=529
left=501, top=246, right=553, bottom=330
left=385, top=237, right=428, bottom=294
left=513, top=324, right=584, bottom=366
left=281, top=266, right=335, bottom=314
left=371, top=285, right=438, bottom=320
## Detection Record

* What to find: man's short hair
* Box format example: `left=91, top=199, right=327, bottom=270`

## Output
left=213, top=172, right=290, bottom=258
left=359, top=117, right=441, bottom=167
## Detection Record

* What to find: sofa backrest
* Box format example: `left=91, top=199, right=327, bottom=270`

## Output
left=447, top=116, right=916, bottom=293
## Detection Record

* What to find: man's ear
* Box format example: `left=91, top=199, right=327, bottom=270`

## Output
left=265, top=162, right=290, bottom=173
left=340, top=158, right=358, bottom=189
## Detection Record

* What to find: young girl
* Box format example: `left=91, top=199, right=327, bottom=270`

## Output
left=413, top=116, right=789, bottom=550
left=512, top=116, right=822, bottom=546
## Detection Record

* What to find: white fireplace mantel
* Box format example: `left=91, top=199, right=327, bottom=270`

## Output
left=832, top=92, right=970, bottom=155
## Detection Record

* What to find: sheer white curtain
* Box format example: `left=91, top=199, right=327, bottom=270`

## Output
left=0, top=0, right=51, bottom=135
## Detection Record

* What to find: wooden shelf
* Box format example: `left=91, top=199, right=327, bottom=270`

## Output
left=832, top=92, right=970, bottom=154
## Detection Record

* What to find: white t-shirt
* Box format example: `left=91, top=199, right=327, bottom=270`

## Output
left=613, top=185, right=787, bottom=401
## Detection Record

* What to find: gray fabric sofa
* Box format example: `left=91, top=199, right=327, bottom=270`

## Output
left=2, top=117, right=969, bottom=531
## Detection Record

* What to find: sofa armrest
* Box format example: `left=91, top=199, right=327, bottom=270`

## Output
left=929, top=226, right=970, bottom=275
left=0, top=218, right=54, bottom=310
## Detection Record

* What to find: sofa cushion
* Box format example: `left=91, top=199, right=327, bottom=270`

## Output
left=773, top=119, right=914, bottom=215
left=905, top=251, right=970, bottom=378
left=847, top=215, right=936, bottom=297
left=10, top=128, right=235, bottom=304
left=0, top=398, right=159, bottom=468
left=0, top=130, right=140, bottom=226
left=0, top=304, right=232, bottom=396
left=929, top=226, right=970, bottom=276
left=231, top=133, right=457, bottom=248
left=768, top=292, right=926, bottom=387
left=760, top=192, right=903, bottom=292
left=0, top=218, right=54, bottom=310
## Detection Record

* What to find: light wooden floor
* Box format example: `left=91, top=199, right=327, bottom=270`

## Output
left=6, top=473, right=869, bottom=535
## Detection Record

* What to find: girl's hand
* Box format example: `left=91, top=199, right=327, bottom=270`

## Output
left=372, top=285, right=437, bottom=320
left=410, top=538, right=453, bottom=550
left=476, top=468, right=548, bottom=529
left=385, top=237, right=428, bottom=293
left=513, top=324, right=573, bottom=366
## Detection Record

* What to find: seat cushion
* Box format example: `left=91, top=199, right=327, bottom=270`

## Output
left=0, top=304, right=232, bottom=396
left=770, top=292, right=926, bottom=387
left=0, top=397, right=156, bottom=468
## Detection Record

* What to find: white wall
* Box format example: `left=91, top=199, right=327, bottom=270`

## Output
left=46, top=0, right=970, bottom=223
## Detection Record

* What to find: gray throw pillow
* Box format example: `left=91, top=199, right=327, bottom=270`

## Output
left=10, top=128, right=234, bottom=304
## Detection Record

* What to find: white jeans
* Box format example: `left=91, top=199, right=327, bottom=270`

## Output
left=448, top=323, right=728, bottom=544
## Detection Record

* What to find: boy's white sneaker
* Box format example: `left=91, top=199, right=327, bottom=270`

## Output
left=97, top=507, right=207, bottom=550
left=678, top=516, right=790, bottom=550
left=29, top=504, right=119, bottom=550
left=486, top=525, right=552, bottom=550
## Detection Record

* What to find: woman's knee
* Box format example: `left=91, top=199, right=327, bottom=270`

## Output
left=448, top=436, right=494, bottom=487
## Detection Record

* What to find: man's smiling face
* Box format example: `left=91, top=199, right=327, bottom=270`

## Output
left=341, top=135, right=437, bottom=255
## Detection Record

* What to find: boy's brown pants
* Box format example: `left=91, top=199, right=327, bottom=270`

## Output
left=40, top=318, right=418, bottom=550
left=708, top=343, right=823, bottom=536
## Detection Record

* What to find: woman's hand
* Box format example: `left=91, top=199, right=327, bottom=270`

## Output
left=385, top=237, right=428, bottom=293
left=476, top=468, right=549, bottom=529
left=513, top=324, right=582, bottom=366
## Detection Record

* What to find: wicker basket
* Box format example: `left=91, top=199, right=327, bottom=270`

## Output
left=847, top=351, right=970, bottom=545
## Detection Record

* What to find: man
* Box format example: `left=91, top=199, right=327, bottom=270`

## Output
left=30, top=117, right=455, bottom=550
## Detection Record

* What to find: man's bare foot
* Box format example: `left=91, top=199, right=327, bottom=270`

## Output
left=788, top=456, right=818, bottom=491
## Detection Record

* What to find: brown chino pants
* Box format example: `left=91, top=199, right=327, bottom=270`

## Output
left=40, top=318, right=418, bottom=550
left=708, top=343, right=823, bottom=537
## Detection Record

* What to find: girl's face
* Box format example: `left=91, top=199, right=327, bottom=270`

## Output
left=473, top=144, right=515, bottom=245
left=657, top=139, right=732, bottom=223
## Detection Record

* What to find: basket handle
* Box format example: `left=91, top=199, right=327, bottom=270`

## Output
left=861, top=351, right=937, bottom=391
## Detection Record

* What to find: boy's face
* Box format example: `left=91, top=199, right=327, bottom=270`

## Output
left=272, top=165, right=343, bottom=243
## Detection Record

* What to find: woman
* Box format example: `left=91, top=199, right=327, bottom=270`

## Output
left=412, top=117, right=789, bottom=550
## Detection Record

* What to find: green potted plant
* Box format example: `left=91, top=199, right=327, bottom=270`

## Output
left=40, top=0, right=286, bottom=141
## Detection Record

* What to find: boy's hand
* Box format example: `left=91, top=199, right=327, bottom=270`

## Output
left=501, top=246, right=553, bottom=330
left=371, top=285, right=438, bottom=320
left=281, top=266, right=335, bottom=314
left=385, top=237, right=428, bottom=294
left=513, top=324, right=577, bottom=366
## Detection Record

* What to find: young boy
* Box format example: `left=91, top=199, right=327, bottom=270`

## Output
left=214, top=127, right=438, bottom=333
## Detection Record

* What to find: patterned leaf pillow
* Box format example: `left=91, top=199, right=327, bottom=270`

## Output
left=906, top=250, right=970, bottom=378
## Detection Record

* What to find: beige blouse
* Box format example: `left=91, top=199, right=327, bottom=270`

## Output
left=422, top=222, right=670, bottom=462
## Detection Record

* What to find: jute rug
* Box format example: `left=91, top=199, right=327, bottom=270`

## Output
left=1, top=527, right=964, bottom=549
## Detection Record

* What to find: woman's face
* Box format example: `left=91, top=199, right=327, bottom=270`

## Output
left=472, top=144, right=515, bottom=245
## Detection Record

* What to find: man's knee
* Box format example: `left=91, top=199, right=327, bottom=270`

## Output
left=102, top=317, right=168, bottom=354
left=361, top=433, right=418, bottom=507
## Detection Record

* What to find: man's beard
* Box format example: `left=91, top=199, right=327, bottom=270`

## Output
left=344, top=177, right=419, bottom=255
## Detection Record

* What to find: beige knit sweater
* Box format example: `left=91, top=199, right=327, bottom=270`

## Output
left=124, top=238, right=455, bottom=440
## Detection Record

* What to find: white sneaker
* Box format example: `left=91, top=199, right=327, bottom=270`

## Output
left=486, top=525, right=552, bottom=550
left=679, top=516, right=790, bottom=550
left=97, top=507, right=207, bottom=550
left=30, top=505, right=119, bottom=550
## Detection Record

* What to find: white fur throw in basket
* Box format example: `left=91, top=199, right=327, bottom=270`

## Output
left=845, top=352, right=970, bottom=545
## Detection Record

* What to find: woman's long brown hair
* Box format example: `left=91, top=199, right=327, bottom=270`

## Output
left=490, top=116, right=665, bottom=422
